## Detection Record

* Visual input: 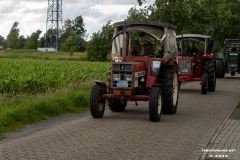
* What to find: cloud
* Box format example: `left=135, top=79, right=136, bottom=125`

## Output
left=0, top=0, right=155, bottom=40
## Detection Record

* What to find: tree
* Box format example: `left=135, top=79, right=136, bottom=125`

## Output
left=60, top=19, right=74, bottom=42
left=73, top=16, right=86, bottom=36
left=6, top=21, right=20, bottom=49
left=127, top=7, right=149, bottom=20
left=137, top=0, right=146, bottom=6
left=44, top=28, right=57, bottom=48
left=0, top=35, right=6, bottom=48
left=18, top=35, right=26, bottom=49
left=38, top=36, right=45, bottom=48
left=60, top=15, right=87, bottom=52
left=132, top=0, right=240, bottom=51
left=60, top=36, right=75, bottom=52
left=25, top=30, right=42, bottom=49
left=87, top=21, right=113, bottom=61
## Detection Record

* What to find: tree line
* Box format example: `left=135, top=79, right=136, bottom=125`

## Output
left=0, top=0, right=240, bottom=61
left=0, top=16, right=87, bottom=52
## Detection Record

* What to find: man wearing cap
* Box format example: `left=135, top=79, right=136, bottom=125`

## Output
left=129, top=32, right=154, bottom=57
left=186, top=41, right=198, bottom=56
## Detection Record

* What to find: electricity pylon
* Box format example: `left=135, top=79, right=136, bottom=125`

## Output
left=44, top=0, right=63, bottom=51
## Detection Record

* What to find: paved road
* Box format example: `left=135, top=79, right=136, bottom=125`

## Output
left=0, top=74, right=240, bottom=160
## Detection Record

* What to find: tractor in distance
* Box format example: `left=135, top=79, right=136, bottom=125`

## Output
left=176, top=34, right=216, bottom=94
left=90, top=20, right=179, bottom=122
left=216, top=39, right=240, bottom=77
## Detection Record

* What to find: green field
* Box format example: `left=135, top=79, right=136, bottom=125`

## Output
left=0, top=49, right=87, bottom=61
left=0, top=51, right=110, bottom=134
left=0, top=59, right=109, bottom=95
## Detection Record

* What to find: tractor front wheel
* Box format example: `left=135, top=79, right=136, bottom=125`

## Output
left=207, top=58, right=216, bottom=92
left=90, top=84, right=105, bottom=118
left=149, top=87, right=163, bottom=122
left=231, top=71, right=235, bottom=76
left=216, top=59, right=225, bottom=78
left=201, top=73, right=208, bottom=94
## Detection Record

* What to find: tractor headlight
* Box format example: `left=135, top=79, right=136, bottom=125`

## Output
left=140, top=77, right=145, bottom=83
left=125, top=75, right=132, bottom=81
left=113, top=74, right=120, bottom=81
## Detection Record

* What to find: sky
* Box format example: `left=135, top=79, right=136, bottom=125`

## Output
left=0, top=0, right=155, bottom=39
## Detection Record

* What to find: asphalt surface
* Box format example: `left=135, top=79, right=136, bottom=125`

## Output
left=0, top=73, right=240, bottom=160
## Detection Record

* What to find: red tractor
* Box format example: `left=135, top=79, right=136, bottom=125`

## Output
left=176, top=34, right=216, bottom=94
left=90, top=20, right=179, bottom=122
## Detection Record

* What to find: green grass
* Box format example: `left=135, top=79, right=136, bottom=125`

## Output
left=0, top=49, right=88, bottom=61
left=0, top=88, right=90, bottom=133
left=0, top=58, right=109, bottom=95
left=0, top=50, right=111, bottom=135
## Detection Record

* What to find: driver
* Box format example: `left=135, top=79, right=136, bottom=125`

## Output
left=231, top=45, right=238, bottom=52
left=186, top=41, right=198, bottom=56
left=129, top=32, right=154, bottom=57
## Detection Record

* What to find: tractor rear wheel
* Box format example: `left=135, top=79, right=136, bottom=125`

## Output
left=149, top=87, right=162, bottom=122
left=160, top=64, right=179, bottom=114
left=90, top=84, right=105, bottom=118
left=108, top=100, right=126, bottom=112
left=231, top=71, right=235, bottom=76
left=178, top=81, right=181, bottom=89
left=207, top=58, right=216, bottom=92
left=203, top=60, right=208, bottom=74
left=216, top=59, right=225, bottom=78
left=201, top=73, right=208, bottom=94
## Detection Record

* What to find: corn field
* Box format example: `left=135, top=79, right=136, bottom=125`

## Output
left=0, top=59, right=110, bottom=95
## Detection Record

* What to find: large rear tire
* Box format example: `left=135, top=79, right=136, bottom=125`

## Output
left=149, top=87, right=162, bottom=122
left=231, top=71, right=235, bottom=76
left=108, top=100, right=126, bottom=112
left=178, top=81, right=181, bottom=89
left=160, top=64, right=179, bottom=114
left=201, top=73, right=208, bottom=94
left=207, top=58, right=216, bottom=92
left=216, top=59, right=225, bottom=78
left=90, top=84, right=105, bottom=118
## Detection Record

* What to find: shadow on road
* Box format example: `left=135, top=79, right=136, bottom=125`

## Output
left=179, top=88, right=202, bottom=95
left=222, top=73, right=240, bottom=79
left=223, top=76, right=240, bottom=80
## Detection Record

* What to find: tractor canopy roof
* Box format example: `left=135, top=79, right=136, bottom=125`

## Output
left=112, top=20, right=177, bottom=41
left=176, top=34, right=211, bottom=44
left=111, top=20, right=178, bottom=62
left=176, top=34, right=214, bottom=53
left=224, top=39, right=240, bottom=52
left=224, top=39, right=240, bottom=45
left=224, top=39, right=240, bottom=42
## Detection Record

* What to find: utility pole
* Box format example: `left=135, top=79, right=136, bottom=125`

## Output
left=44, top=0, right=63, bottom=51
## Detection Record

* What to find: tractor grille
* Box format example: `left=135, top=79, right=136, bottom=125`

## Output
left=112, top=64, right=133, bottom=88
left=228, top=54, right=238, bottom=65
left=178, top=58, right=191, bottom=74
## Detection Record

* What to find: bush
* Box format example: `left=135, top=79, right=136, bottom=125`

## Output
left=87, top=21, right=113, bottom=61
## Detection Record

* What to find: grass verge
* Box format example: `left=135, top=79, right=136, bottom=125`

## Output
left=0, top=88, right=90, bottom=134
